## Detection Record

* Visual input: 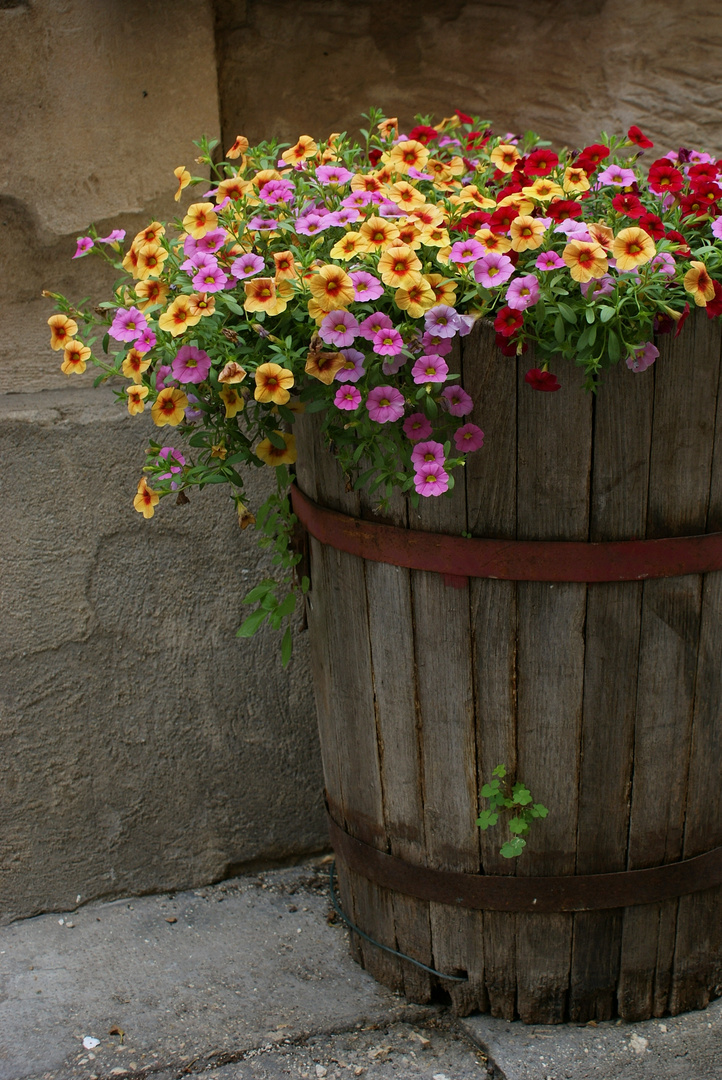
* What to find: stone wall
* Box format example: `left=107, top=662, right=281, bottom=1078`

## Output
left=4, top=0, right=722, bottom=921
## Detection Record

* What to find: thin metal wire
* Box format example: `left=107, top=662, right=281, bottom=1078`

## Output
left=328, top=860, right=468, bottom=983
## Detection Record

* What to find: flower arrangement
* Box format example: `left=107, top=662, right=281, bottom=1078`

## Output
left=47, top=109, right=722, bottom=658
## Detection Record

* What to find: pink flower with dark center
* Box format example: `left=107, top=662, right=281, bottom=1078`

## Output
left=294, top=213, right=331, bottom=235
left=450, top=238, right=484, bottom=264
left=580, top=275, right=615, bottom=298
left=109, top=306, right=148, bottom=342
left=453, top=423, right=485, bottom=452
left=247, top=215, right=278, bottom=230
left=334, top=385, right=362, bottom=410
left=325, top=206, right=360, bottom=226
left=411, top=440, right=445, bottom=468
left=597, top=163, right=636, bottom=187
left=319, top=310, right=359, bottom=347
left=135, top=328, right=157, bottom=354
left=192, top=264, right=228, bottom=292
left=473, top=252, right=514, bottom=288
left=98, top=230, right=126, bottom=244
left=158, top=447, right=186, bottom=488
left=359, top=312, right=393, bottom=341
left=155, top=364, right=173, bottom=390
left=195, top=228, right=228, bottom=254
left=650, top=252, right=676, bottom=276
left=172, top=345, right=212, bottom=384
left=441, top=385, right=473, bottom=416
left=382, top=355, right=407, bottom=376
left=421, top=331, right=453, bottom=355
left=231, top=252, right=265, bottom=278
left=373, top=327, right=404, bottom=356
left=350, top=271, right=384, bottom=302
left=316, top=164, right=353, bottom=185
left=73, top=237, right=93, bottom=258
left=506, top=274, right=540, bottom=310
left=403, top=412, right=433, bottom=442
left=414, top=462, right=449, bottom=497
left=335, top=348, right=366, bottom=383
left=535, top=250, right=565, bottom=271
left=424, top=305, right=460, bottom=338
left=411, top=354, right=449, bottom=384
left=626, top=342, right=659, bottom=372
left=342, top=190, right=375, bottom=209
left=366, top=385, right=405, bottom=423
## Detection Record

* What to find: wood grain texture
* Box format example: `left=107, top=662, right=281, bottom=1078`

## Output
left=618, top=316, right=721, bottom=1020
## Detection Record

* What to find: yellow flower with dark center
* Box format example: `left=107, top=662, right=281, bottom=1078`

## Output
left=48, top=314, right=78, bottom=351
left=226, top=135, right=249, bottom=159
left=305, top=335, right=346, bottom=383
left=273, top=251, right=297, bottom=280
left=307, top=265, right=355, bottom=312
left=122, top=348, right=151, bottom=382
left=377, top=243, right=423, bottom=289
left=612, top=227, right=656, bottom=271
left=217, top=176, right=251, bottom=202
left=562, top=240, right=608, bottom=282
left=684, top=261, right=716, bottom=306
left=151, top=387, right=188, bottom=427
left=563, top=166, right=590, bottom=194
left=510, top=215, right=546, bottom=252
left=410, top=204, right=446, bottom=229
left=255, top=432, right=297, bottom=467
left=173, top=166, right=191, bottom=201
left=125, top=383, right=149, bottom=414
left=188, top=292, right=216, bottom=318
left=61, top=339, right=90, bottom=374
left=350, top=172, right=383, bottom=193
left=220, top=384, right=246, bottom=417
left=588, top=222, right=614, bottom=251
left=394, top=219, right=424, bottom=250
left=386, top=139, right=430, bottom=175
left=386, top=181, right=426, bottom=210
left=211, top=441, right=228, bottom=460
left=490, top=143, right=520, bottom=173
left=132, top=222, right=165, bottom=252
left=243, top=277, right=292, bottom=316
left=135, top=279, right=169, bottom=310
left=395, top=277, right=436, bottom=317
left=522, top=178, right=565, bottom=202
left=420, top=225, right=451, bottom=248
left=377, top=117, right=399, bottom=139
left=358, top=215, right=400, bottom=253
left=281, top=136, right=318, bottom=164
left=135, top=244, right=169, bottom=280
left=133, top=476, right=160, bottom=519
left=330, top=232, right=365, bottom=260
left=254, top=362, right=294, bottom=405
left=453, top=185, right=496, bottom=209
left=474, top=228, right=512, bottom=254
left=182, top=202, right=218, bottom=239
left=158, top=296, right=202, bottom=336
left=424, top=274, right=458, bottom=306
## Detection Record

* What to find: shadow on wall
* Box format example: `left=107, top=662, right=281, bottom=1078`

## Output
left=214, top=0, right=722, bottom=156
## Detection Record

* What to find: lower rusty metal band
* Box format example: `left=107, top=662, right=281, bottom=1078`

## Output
left=327, top=814, right=722, bottom=913
left=291, top=484, right=722, bottom=583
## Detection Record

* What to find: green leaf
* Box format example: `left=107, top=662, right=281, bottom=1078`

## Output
left=102, top=332, right=110, bottom=354
left=509, top=816, right=530, bottom=834
left=301, top=575, right=310, bottom=594
left=242, top=582, right=274, bottom=605
left=492, top=764, right=507, bottom=778
left=533, top=803, right=549, bottom=818
left=599, top=305, right=616, bottom=323
left=281, top=626, right=293, bottom=668
left=475, top=810, right=499, bottom=830
left=236, top=608, right=269, bottom=637
left=585, top=307, right=595, bottom=325
left=480, top=781, right=500, bottom=798
left=557, top=302, right=577, bottom=324
left=512, top=784, right=533, bottom=805
left=554, top=315, right=565, bottom=344
left=500, top=837, right=526, bottom=859
left=607, top=328, right=621, bottom=362
left=275, top=593, right=296, bottom=619
left=268, top=430, right=287, bottom=449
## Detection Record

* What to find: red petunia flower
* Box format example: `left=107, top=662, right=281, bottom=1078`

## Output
left=494, top=306, right=524, bottom=337
left=525, top=368, right=561, bottom=392
left=628, top=125, right=654, bottom=149
left=648, top=160, right=684, bottom=195
left=489, top=206, right=517, bottom=233
left=612, top=192, right=644, bottom=218
left=638, top=211, right=665, bottom=240
left=689, top=162, right=719, bottom=184
left=546, top=199, right=583, bottom=223
left=525, top=148, right=559, bottom=177
left=706, top=281, right=722, bottom=319
left=368, top=148, right=382, bottom=166
left=689, top=178, right=722, bottom=203
left=679, top=193, right=716, bottom=218
left=575, top=144, right=610, bottom=174
left=675, top=302, right=691, bottom=337
left=408, top=125, right=439, bottom=145
left=452, top=210, right=492, bottom=234
left=455, top=109, right=474, bottom=124
left=495, top=333, right=528, bottom=357
left=466, top=130, right=490, bottom=150
left=665, top=229, right=692, bottom=256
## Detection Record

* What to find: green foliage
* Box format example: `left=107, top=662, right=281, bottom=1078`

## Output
left=476, top=764, right=549, bottom=859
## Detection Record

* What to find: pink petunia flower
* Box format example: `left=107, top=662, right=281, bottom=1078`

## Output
left=135, top=328, right=157, bottom=354
left=192, top=264, right=228, bottom=293
left=73, top=237, right=94, bottom=258
left=155, top=364, right=173, bottom=390
left=411, top=354, right=449, bottom=384
left=626, top=342, right=659, bottom=372
left=382, top=355, right=407, bottom=376
left=97, top=230, right=126, bottom=244
left=247, top=215, right=278, bottom=231
left=711, top=218, right=722, bottom=241
left=319, top=310, right=359, bottom=347
left=366, top=385, right=405, bottom=423
left=411, top=440, right=445, bottom=468
left=350, top=271, right=384, bottom=302
left=231, top=252, right=265, bottom=279
left=421, top=331, right=453, bottom=355
left=316, top=164, right=353, bottom=185
left=194, top=228, right=228, bottom=254
left=449, top=238, right=484, bottom=263
left=334, top=348, right=366, bottom=383
left=325, top=206, right=360, bottom=226
left=334, top=385, right=362, bottom=410
left=172, top=345, right=212, bottom=384
left=359, top=312, right=393, bottom=341
left=424, top=305, right=460, bottom=338
left=342, top=190, right=375, bottom=209
left=506, top=274, right=540, bottom=310
left=414, top=461, right=449, bottom=497
left=580, top=275, right=615, bottom=299
left=403, top=412, right=433, bottom=442
left=109, top=306, right=148, bottom=342
left=453, top=423, right=485, bottom=453
left=473, top=252, right=515, bottom=288
left=535, top=250, right=565, bottom=271
left=651, top=252, right=676, bottom=276
left=158, top=446, right=186, bottom=489
left=372, top=327, right=404, bottom=356
left=294, top=212, right=332, bottom=235
left=441, top=385, right=474, bottom=416
left=597, top=163, right=636, bottom=187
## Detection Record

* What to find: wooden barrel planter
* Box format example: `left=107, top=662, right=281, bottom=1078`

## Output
left=293, top=310, right=722, bottom=1024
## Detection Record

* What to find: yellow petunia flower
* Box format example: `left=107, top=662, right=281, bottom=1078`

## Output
left=243, top=277, right=293, bottom=316
left=563, top=240, right=608, bottom=282
left=219, top=385, right=245, bottom=417
left=612, top=227, right=656, bottom=271
left=151, top=387, right=188, bottom=427
left=281, top=136, right=318, bottom=165
left=273, top=251, right=298, bottom=280
left=254, top=362, right=294, bottom=405
left=358, top=215, right=400, bottom=253
left=490, top=143, right=520, bottom=173
left=122, top=348, right=151, bottom=383
left=48, top=313, right=78, bottom=351
left=307, top=265, right=355, bottom=312
left=474, top=228, right=512, bottom=254
left=386, top=181, right=426, bottom=211
left=522, top=178, right=565, bottom=202
left=135, top=244, right=169, bottom=280
left=386, top=140, right=430, bottom=175
left=684, top=261, right=716, bottom=306
left=125, top=383, right=149, bottom=415
left=61, top=339, right=90, bottom=374
left=133, top=476, right=160, bottom=519
left=255, top=432, right=297, bottom=467
left=394, top=277, right=436, bottom=318
left=510, top=215, right=546, bottom=252
left=424, top=274, right=458, bottom=306
left=563, top=166, right=590, bottom=194
left=182, top=202, right=218, bottom=239
left=135, top=279, right=169, bottom=310
left=330, top=232, right=365, bottom=260
left=226, top=135, right=249, bottom=159
left=188, top=292, right=216, bottom=319
left=377, top=243, right=423, bottom=289
left=173, top=166, right=191, bottom=201
left=158, top=296, right=202, bottom=336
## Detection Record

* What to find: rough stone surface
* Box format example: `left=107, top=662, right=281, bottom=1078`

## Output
left=0, top=390, right=324, bottom=923
left=215, top=0, right=722, bottom=157
left=1, top=0, right=219, bottom=393
left=461, top=1003, right=722, bottom=1079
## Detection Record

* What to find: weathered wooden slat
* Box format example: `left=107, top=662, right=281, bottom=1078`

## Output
left=463, top=319, right=519, bottom=1019
left=514, top=352, right=591, bottom=1024
left=618, top=315, right=721, bottom=1020
left=569, top=361, right=653, bottom=1022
